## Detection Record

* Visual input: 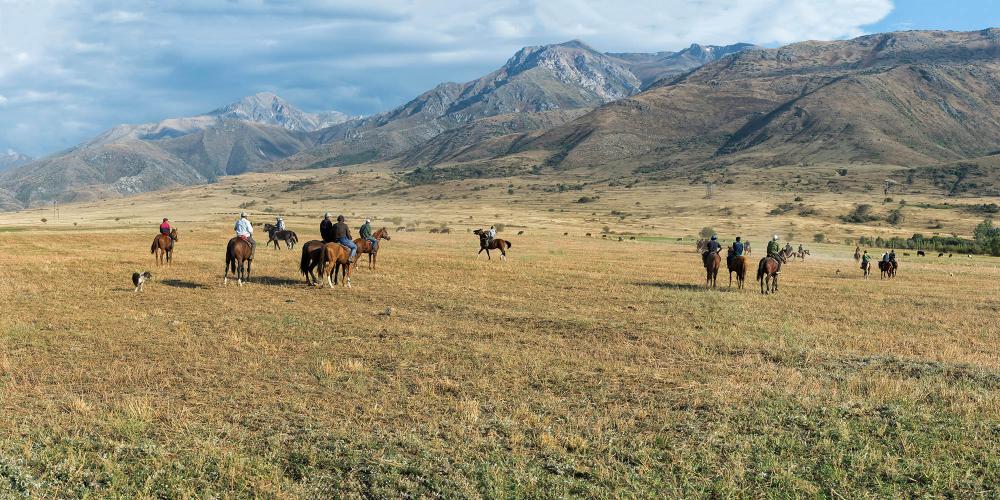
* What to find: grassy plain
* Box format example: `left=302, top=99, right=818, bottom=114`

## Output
left=0, top=166, right=998, bottom=496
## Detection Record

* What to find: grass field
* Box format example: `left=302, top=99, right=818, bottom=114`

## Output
left=0, top=168, right=999, bottom=496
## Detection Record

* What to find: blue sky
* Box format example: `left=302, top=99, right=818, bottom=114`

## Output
left=0, top=0, right=996, bottom=157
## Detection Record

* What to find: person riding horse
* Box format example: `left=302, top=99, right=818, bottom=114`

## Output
left=234, top=211, right=255, bottom=257
left=333, top=215, right=357, bottom=264
left=359, top=218, right=377, bottom=253
left=703, top=235, right=722, bottom=267
left=767, top=235, right=785, bottom=264
left=160, top=218, right=172, bottom=235
left=485, top=225, right=497, bottom=246
left=320, top=212, right=336, bottom=243
left=728, top=236, right=745, bottom=269
left=861, top=250, right=871, bottom=269
left=275, top=216, right=285, bottom=232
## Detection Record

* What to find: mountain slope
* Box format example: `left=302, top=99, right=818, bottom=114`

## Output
left=272, top=40, right=755, bottom=171
left=0, top=150, right=32, bottom=171
left=487, top=29, right=1000, bottom=173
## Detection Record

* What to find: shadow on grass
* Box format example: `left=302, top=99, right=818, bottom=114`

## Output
left=162, top=279, right=207, bottom=289
left=251, top=275, right=306, bottom=286
left=634, top=281, right=742, bottom=292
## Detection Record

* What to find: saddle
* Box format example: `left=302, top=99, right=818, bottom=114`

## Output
left=238, top=235, right=250, bottom=242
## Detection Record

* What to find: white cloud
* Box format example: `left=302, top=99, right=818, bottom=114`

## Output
left=0, top=0, right=896, bottom=156
left=0, top=94, right=7, bottom=106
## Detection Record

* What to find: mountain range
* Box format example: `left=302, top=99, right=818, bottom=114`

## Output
left=2, top=29, right=999, bottom=209
left=0, top=40, right=752, bottom=209
left=0, top=150, right=32, bottom=172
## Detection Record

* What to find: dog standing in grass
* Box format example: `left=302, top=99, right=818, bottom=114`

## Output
left=132, top=271, right=152, bottom=292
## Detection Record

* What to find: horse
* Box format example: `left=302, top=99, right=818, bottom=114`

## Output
left=150, top=228, right=178, bottom=266
left=353, top=227, right=391, bottom=270
left=778, top=248, right=795, bottom=263
left=727, top=252, right=748, bottom=289
left=318, top=242, right=353, bottom=288
left=299, top=240, right=326, bottom=286
left=263, top=223, right=298, bottom=250
left=917, top=250, right=926, bottom=257
left=861, top=260, right=871, bottom=279
left=878, top=260, right=897, bottom=279
left=224, top=237, right=253, bottom=286
left=854, top=247, right=862, bottom=263
left=796, top=249, right=810, bottom=261
left=703, top=251, right=721, bottom=288
left=757, top=257, right=781, bottom=294
left=744, top=242, right=752, bottom=256
left=473, top=229, right=512, bottom=260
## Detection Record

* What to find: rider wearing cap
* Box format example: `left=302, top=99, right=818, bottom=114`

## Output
left=234, top=211, right=255, bottom=256
left=333, top=215, right=357, bottom=263
left=767, top=234, right=784, bottom=263
left=320, top=212, right=335, bottom=243
left=703, top=234, right=722, bottom=266
left=359, top=218, right=377, bottom=252
left=159, top=217, right=171, bottom=235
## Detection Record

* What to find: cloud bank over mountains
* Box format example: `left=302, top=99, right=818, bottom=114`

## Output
left=0, top=0, right=893, bottom=156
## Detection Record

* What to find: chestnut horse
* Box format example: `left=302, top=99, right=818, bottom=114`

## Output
left=879, top=260, right=897, bottom=279
left=150, top=228, right=178, bottom=265
left=353, top=227, right=391, bottom=270
left=318, top=242, right=353, bottom=288
left=727, top=253, right=748, bottom=289
left=704, top=251, right=721, bottom=288
left=757, top=256, right=781, bottom=294
left=224, top=237, right=253, bottom=286
left=472, top=229, right=512, bottom=260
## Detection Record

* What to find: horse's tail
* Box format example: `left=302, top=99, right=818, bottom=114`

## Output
left=225, top=240, right=235, bottom=273
left=151, top=238, right=157, bottom=254
left=505, top=241, right=512, bottom=249
left=756, top=258, right=766, bottom=282
left=318, top=243, right=329, bottom=279
left=299, top=244, right=312, bottom=275
left=289, top=231, right=298, bottom=243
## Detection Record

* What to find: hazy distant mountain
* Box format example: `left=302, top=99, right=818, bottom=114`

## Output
left=0, top=93, right=334, bottom=207
left=271, top=40, right=756, bottom=171
left=474, top=29, right=1000, bottom=174
left=0, top=149, right=32, bottom=171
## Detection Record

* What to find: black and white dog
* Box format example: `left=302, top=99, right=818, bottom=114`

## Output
left=132, top=271, right=152, bottom=292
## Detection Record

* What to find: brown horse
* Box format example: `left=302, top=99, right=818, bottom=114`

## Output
left=150, top=228, right=178, bottom=265
left=854, top=247, right=862, bottom=263
left=757, top=256, right=781, bottom=294
left=318, top=242, right=353, bottom=288
left=728, top=253, right=748, bottom=289
left=263, top=223, right=298, bottom=250
left=224, top=237, right=253, bottom=286
left=744, top=242, right=752, bottom=256
left=704, top=251, right=721, bottom=288
left=353, top=227, right=391, bottom=270
left=879, top=260, right=897, bottom=279
left=299, top=240, right=325, bottom=286
left=473, top=229, right=512, bottom=260
left=861, top=260, right=871, bottom=279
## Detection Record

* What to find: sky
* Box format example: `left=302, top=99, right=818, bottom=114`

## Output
left=0, top=0, right=996, bottom=157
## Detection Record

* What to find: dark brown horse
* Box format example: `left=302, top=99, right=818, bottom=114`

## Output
left=728, top=253, right=748, bottom=289
left=757, top=256, right=781, bottom=294
left=879, top=260, right=897, bottom=279
left=353, top=227, right=391, bottom=270
left=318, top=242, right=353, bottom=288
left=299, top=240, right=325, bottom=286
left=150, top=228, right=178, bottom=265
left=704, top=251, right=721, bottom=288
left=224, top=237, right=253, bottom=286
left=263, top=223, right=298, bottom=250
left=473, top=229, right=512, bottom=260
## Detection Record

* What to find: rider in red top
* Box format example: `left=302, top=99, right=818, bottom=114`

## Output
left=159, top=218, right=171, bottom=234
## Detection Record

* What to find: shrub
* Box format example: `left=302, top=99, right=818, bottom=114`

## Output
left=840, top=204, right=879, bottom=223
left=836, top=168, right=848, bottom=176
left=40, top=218, right=47, bottom=223
left=577, top=196, right=599, bottom=203
left=794, top=196, right=804, bottom=202
left=886, top=208, right=905, bottom=225
left=813, top=233, right=826, bottom=243
left=699, top=227, right=715, bottom=239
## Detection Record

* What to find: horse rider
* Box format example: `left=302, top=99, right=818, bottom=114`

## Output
left=320, top=212, right=335, bottom=243
left=888, top=249, right=897, bottom=264
left=275, top=216, right=286, bottom=232
left=882, top=251, right=891, bottom=264
left=486, top=225, right=497, bottom=246
left=767, top=235, right=784, bottom=263
left=798, top=243, right=805, bottom=254
left=703, top=234, right=722, bottom=266
left=235, top=211, right=255, bottom=256
left=333, top=215, right=357, bottom=263
left=861, top=250, right=871, bottom=269
left=159, top=217, right=171, bottom=235
left=359, top=218, right=378, bottom=253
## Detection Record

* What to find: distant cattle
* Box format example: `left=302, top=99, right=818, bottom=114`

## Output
left=517, top=230, right=524, bottom=235
left=586, top=233, right=592, bottom=237
left=564, top=232, right=569, bottom=236
left=903, top=253, right=910, bottom=257
left=938, top=252, right=945, bottom=257
left=917, top=250, right=926, bottom=256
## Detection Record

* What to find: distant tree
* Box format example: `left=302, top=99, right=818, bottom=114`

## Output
left=813, top=233, right=826, bottom=243
left=40, top=218, right=47, bottom=223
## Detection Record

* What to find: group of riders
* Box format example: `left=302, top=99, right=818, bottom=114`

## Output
left=859, top=247, right=897, bottom=269
left=701, top=234, right=790, bottom=268
left=157, top=212, right=383, bottom=264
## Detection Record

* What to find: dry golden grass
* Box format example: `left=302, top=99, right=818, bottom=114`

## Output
left=0, top=167, right=998, bottom=496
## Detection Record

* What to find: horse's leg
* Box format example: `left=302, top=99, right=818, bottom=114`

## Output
left=224, top=259, right=229, bottom=285
left=345, top=260, right=352, bottom=288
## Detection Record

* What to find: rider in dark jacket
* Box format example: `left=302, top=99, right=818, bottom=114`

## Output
left=320, top=212, right=335, bottom=243
left=333, top=215, right=357, bottom=262
left=703, top=235, right=722, bottom=266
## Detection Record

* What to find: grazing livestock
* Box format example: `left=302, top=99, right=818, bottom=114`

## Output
left=917, top=250, right=926, bottom=256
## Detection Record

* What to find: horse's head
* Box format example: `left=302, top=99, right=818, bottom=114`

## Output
left=170, top=228, right=178, bottom=241
left=375, top=228, right=391, bottom=240
left=473, top=228, right=484, bottom=236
